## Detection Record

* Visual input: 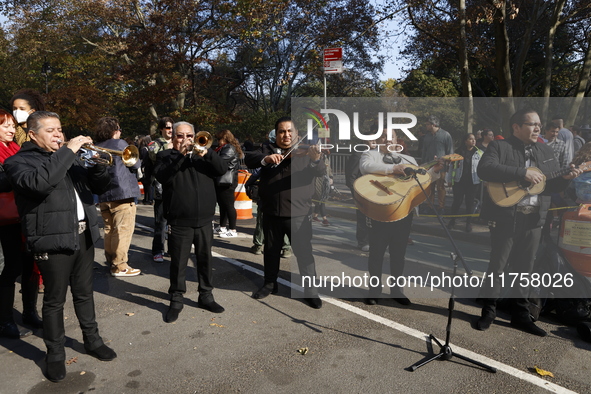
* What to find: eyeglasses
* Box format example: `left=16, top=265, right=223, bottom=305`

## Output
left=164, top=127, right=172, bottom=130
left=521, top=122, right=542, bottom=128
left=175, top=134, right=194, bottom=139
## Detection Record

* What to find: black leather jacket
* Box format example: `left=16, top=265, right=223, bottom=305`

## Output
left=215, top=143, right=240, bottom=187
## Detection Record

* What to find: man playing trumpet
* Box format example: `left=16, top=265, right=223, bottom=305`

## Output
left=154, top=122, right=227, bottom=322
left=94, top=117, right=142, bottom=278
left=5, top=111, right=116, bottom=382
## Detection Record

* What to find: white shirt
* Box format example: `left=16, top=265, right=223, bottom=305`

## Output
left=359, top=149, right=439, bottom=179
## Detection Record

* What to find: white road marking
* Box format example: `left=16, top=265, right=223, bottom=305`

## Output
left=212, top=251, right=576, bottom=394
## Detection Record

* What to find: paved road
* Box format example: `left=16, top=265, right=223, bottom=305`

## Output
left=1, top=203, right=590, bottom=393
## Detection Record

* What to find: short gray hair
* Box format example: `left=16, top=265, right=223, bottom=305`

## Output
left=172, top=121, right=194, bottom=137
left=27, top=111, right=60, bottom=134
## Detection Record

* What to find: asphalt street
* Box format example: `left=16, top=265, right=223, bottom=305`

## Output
left=1, top=202, right=591, bottom=394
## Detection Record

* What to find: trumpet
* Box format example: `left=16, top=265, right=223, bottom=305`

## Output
left=79, top=143, right=139, bottom=167
left=187, top=131, right=213, bottom=153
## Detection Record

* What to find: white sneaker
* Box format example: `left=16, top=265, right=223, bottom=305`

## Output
left=219, top=230, right=238, bottom=238
left=214, top=226, right=227, bottom=235
left=111, top=266, right=141, bottom=277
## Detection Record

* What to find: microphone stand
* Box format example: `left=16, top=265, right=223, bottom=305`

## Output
left=407, top=170, right=496, bottom=373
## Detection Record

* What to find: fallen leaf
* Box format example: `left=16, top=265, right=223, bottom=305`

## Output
left=66, top=357, right=78, bottom=365
left=534, top=366, right=554, bottom=377
left=297, top=347, right=309, bottom=355
left=125, top=312, right=135, bottom=316
left=209, top=323, right=225, bottom=328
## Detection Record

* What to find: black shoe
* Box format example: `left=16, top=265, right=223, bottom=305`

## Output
left=0, top=321, right=32, bottom=338
left=85, top=344, right=117, bottom=361
left=252, top=282, right=278, bottom=300
left=446, top=219, right=456, bottom=230
left=22, top=310, right=43, bottom=329
left=46, top=359, right=66, bottom=382
left=197, top=299, right=225, bottom=313
left=165, top=305, right=183, bottom=323
left=304, top=297, right=323, bottom=309
left=510, top=319, right=547, bottom=337
left=476, top=314, right=495, bottom=331
left=365, top=298, right=377, bottom=305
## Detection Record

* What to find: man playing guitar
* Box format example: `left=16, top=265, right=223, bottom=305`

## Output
left=359, top=130, right=443, bottom=306
left=475, top=108, right=581, bottom=337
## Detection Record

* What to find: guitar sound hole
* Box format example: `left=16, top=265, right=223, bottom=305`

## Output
left=519, top=181, right=532, bottom=190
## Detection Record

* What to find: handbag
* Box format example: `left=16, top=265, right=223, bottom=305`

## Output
left=216, top=169, right=234, bottom=187
left=0, top=191, right=20, bottom=225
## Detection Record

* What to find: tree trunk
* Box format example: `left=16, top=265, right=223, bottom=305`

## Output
left=513, top=0, right=543, bottom=98
left=492, top=0, right=514, bottom=134
left=542, top=0, right=567, bottom=120
left=458, top=0, right=473, bottom=134
left=567, top=33, right=591, bottom=126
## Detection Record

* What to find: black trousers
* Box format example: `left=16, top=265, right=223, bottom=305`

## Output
left=0, top=223, right=35, bottom=288
left=168, top=224, right=215, bottom=308
left=36, top=230, right=103, bottom=362
left=367, top=214, right=413, bottom=297
left=152, top=198, right=167, bottom=255
left=262, top=214, right=318, bottom=296
left=450, top=181, right=479, bottom=222
left=215, top=185, right=237, bottom=229
left=481, top=213, right=542, bottom=320
left=348, top=187, right=369, bottom=247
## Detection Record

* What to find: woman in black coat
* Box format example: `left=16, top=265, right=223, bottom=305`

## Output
left=213, top=130, right=243, bottom=238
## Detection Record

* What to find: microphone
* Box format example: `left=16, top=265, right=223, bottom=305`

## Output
left=404, top=167, right=427, bottom=176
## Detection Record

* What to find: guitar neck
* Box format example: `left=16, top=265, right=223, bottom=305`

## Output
left=546, top=161, right=591, bottom=180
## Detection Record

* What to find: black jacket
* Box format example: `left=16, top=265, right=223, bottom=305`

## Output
left=4, top=142, right=111, bottom=253
left=95, top=138, right=141, bottom=202
left=215, top=143, right=240, bottom=188
left=244, top=142, right=326, bottom=217
left=345, top=151, right=363, bottom=190
left=477, top=135, right=570, bottom=228
left=154, top=148, right=227, bottom=227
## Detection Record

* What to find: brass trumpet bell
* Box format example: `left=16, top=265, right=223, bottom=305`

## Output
left=80, top=143, right=139, bottom=167
left=190, top=131, right=213, bottom=152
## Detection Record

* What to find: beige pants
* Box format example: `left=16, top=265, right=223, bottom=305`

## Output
left=429, top=172, right=447, bottom=209
left=100, top=199, right=136, bottom=269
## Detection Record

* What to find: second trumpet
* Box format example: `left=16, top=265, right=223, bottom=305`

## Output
left=80, top=143, right=139, bottom=167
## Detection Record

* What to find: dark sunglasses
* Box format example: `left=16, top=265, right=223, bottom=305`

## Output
left=382, top=153, right=401, bottom=165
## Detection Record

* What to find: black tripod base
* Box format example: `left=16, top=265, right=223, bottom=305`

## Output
left=410, top=335, right=496, bottom=373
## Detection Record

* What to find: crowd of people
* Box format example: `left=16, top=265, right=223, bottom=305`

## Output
left=2, top=87, right=591, bottom=383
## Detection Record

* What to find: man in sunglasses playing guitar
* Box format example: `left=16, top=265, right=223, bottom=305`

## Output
left=358, top=130, right=444, bottom=306
left=476, top=108, right=582, bottom=337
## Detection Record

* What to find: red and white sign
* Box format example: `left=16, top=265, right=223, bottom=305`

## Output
left=323, top=47, right=343, bottom=74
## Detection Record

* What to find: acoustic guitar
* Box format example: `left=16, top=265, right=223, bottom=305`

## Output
left=353, top=154, right=463, bottom=222
left=487, top=161, right=591, bottom=207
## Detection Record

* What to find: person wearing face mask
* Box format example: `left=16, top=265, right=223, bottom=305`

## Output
left=9, top=88, right=46, bottom=146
